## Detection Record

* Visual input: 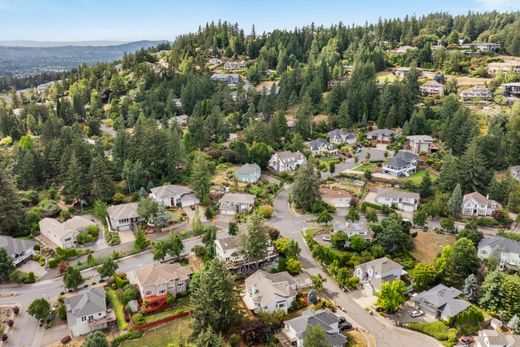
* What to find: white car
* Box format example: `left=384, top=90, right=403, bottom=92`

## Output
left=322, top=236, right=331, bottom=242
left=409, top=310, right=424, bottom=318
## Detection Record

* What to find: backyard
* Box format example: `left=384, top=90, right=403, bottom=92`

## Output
left=142, top=296, right=191, bottom=323
left=121, top=317, right=192, bottom=347
left=412, top=230, right=455, bottom=263
left=398, top=169, right=438, bottom=186
left=352, top=163, right=378, bottom=172
left=106, top=288, right=129, bottom=331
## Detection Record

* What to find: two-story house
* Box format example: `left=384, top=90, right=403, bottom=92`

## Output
left=462, top=191, right=502, bottom=216
left=0, top=236, right=37, bottom=266
left=383, top=151, right=419, bottom=177
left=333, top=219, right=374, bottom=243
left=107, top=202, right=144, bottom=231
left=487, top=62, right=520, bottom=75
left=268, top=151, right=306, bottom=173
left=327, top=129, right=356, bottom=145
left=149, top=184, right=200, bottom=208
left=406, top=135, right=434, bottom=155
left=354, top=257, right=404, bottom=293
left=376, top=188, right=420, bottom=212
left=215, top=236, right=245, bottom=264
left=366, top=128, right=395, bottom=143
left=284, top=309, right=346, bottom=347
left=503, top=83, right=520, bottom=98
left=459, top=86, right=493, bottom=100
left=219, top=193, right=255, bottom=215
left=210, top=73, right=240, bottom=84
left=475, top=329, right=519, bottom=347
left=412, top=284, right=470, bottom=321
left=420, top=80, right=445, bottom=96
left=65, top=287, right=115, bottom=337
left=244, top=270, right=298, bottom=313
left=39, top=215, right=97, bottom=249
left=478, top=236, right=520, bottom=268
left=306, top=138, right=337, bottom=156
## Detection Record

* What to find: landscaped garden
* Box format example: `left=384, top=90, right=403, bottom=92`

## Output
left=121, top=317, right=192, bottom=347
left=106, top=288, right=128, bottom=330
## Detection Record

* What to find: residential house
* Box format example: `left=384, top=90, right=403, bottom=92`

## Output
left=503, top=83, right=520, bottom=98
left=391, top=46, right=418, bottom=54
left=420, top=80, right=445, bottom=96
left=128, top=262, right=192, bottom=300
left=487, top=62, right=520, bottom=75
left=210, top=73, right=240, bottom=84
left=376, top=188, right=420, bottom=212
left=394, top=66, right=423, bottom=78
left=215, top=236, right=245, bottom=264
left=306, top=138, right=338, bottom=156
left=208, top=58, right=222, bottom=65
left=472, top=42, right=501, bottom=53
left=405, top=135, right=434, bottom=155
left=383, top=151, right=419, bottom=177
left=459, top=86, right=493, bottom=100
left=462, top=191, right=502, bottom=217
left=235, top=163, right=261, bottom=183
left=268, top=151, right=306, bottom=173
left=333, top=220, right=374, bottom=242
left=475, top=330, right=520, bottom=347
left=510, top=165, right=520, bottom=181
left=327, top=129, right=356, bottom=145
left=478, top=236, right=520, bottom=267
left=283, top=309, right=346, bottom=347
left=107, top=203, right=143, bottom=231
left=219, top=193, right=255, bottom=215
left=171, top=115, right=188, bottom=126
left=412, top=284, right=471, bottom=321
left=0, top=236, right=37, bottom=266
left=244, top=270, right=298, bottom=313
left=39, top=216, right=97, bottom=248
left=354, top=257, right=404, bottom=293
left=149, top=185, right=199, bottom=208
left=65, top=287, right=115, bottom=337
left=366, top=128, right=395, bottom=143
left=224, top=61, right=245, bottom=70
left=319, top=187, right=351, bottom=208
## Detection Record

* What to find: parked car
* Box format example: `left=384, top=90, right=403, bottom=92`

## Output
left=459, top=336, right=474, bottom=345
left=409, top=310, right=424, bottom=318
left=338, top=320, right=352, bottom=331
left=322, top=236, right=331, bottom=241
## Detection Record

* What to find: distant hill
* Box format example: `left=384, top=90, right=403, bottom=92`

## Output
left=0, top=40, right=169, bottom=77
left=0, top=40, right=129, bottom=47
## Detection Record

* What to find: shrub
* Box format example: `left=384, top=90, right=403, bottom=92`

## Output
left=290, top=297, right=306, bottom=311
left=48, top=258, right=58, bottom=269
left=406, top=321, right=458, bottom=343
left=114, top=274, right=129, bottom=289
left=111, top=331, right=144, bottom=347
left=230, top=334, right=241, bottom=347
left=57, top=304, right=66, bottom=320
left=105, top=231, right=121, bottom=245
left=258, top=205, right=274, bottom=219
left=13, top=307, right=19, bottom=315
left=132, top=313, right=145, bottom=325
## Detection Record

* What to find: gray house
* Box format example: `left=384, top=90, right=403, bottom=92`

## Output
left=0, top=236, right=37, bottom=266
left=107, top=203, right=144, bottom=231
left=412, top=284, right=470, bottom=321
left=149, top=185, right=199, bottom=208
left=307, top=138, right=337, bottom=156
left=366, top=128, right=395, bottom=143
left=235, top=163, right=261, bottom=183
left=478, top=236, right=520, bottom=267
left=383, top=151, right=418, bottom=177
left=283, top=309, right=346, bottom=347
left=219, top=193, right=255, bottom=215
left=210, top=73, right=240, bottom=84
left=327, top=129, right=356, bottom=145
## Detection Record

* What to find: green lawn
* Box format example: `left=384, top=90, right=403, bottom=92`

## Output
left=106, top=288, right=129, bottom=330
left=121, top=317, right=192, bottom=347
left=352, top=163, right=378, bottom=172
left=406, top=321, right=458, bottom=346
left=143, top=296, right=191, bottom=323
left=399, top=170, right=438, bottom=186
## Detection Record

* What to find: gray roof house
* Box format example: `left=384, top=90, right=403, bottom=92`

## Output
left=354, top=257, right=404, bottom=293
left=475, top=329, right=520, bottom=347
left=244, top=270, right=298, bottom=313
left=478, top=236, right=520, bottom=268
left=149, top=184, right=199, bottom=208
left=355, top=147, right=390, bottom=162
left=235, top=163, right=261, bottom=183
left=0, top=236, right=37, bottom=266
left=210, top=73, right=240, bottom=84
left=376, top=188, right=420, bottom=212
left=406, top=135, right=434, bottom=154
left=383, top=150, right=419, bottom=177
left=366, top=128, right=395, bottom=143
left=283, top=309, right=346, bottom=347
left=510, top=165, right=520, bottom=182
left=268, top=151, right=306, bottom=173
left=307, top=138, right=338, bottom=156
left=412, top=284, right=470, bottom=321
left=107, top=202, right=143, bottom=231
left=333, top=220, right=374, bottom=242
left=65, top=287, right=115, bottom=337
left=39, top=216, right=97, bottom=249
left=462, top=191, right=502, bottom=217
left=219, top=193, right=255, bottom=215
left=327, top=129, right=356, bottom=145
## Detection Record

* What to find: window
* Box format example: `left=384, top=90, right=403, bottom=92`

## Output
left=81, top=316, right=87, bottom=322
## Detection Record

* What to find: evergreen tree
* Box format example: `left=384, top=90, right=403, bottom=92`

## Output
left=63, top=266, right=84, bottom=289
left=291, top=162, right=321, bottom=212
left=191, top=152, right=213, bottom=201
left=459, top=139, right=492, bottom=194
left=63, top=153, right=87, bottom=203
left=463, top=274, right=478, bottom=302
left=447, top=183, right=463, bottom=215
left=419, top=172, right=433, bottom=198
left=133, top=228, right=149, bottom=251
left=0, top=166, right=24, bottom=235
left=192, top=327, right=226, bottom=347
left=239, top=213, right=270, bottom=266
left=97, top=258, right=118, bottom=279
left=0, top=248, right=14, bottom=282
left=88, top=153, right=114, bottom=202
left=438, top=155, right=461, bottom=192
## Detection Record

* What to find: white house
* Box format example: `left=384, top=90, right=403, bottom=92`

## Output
left=244, top=270, right=297, bottom=313
left=128, top=262, right=192, bottom=300
left=0, top=236, right=37, bottom=266
left=215, top=236, right=245, bottom=264
left=475, top=329, right=519, bottom=347
left=354, top=257, right=404, bottom=293
left=383, top=151, right=419, bottom=177
left=65, top=287, right=115, bottom=337
left=39, top=216, right=96, bottom=248
left=406, top=135, right=434, bottom=154
left=459, top=86, right=493, bottom=100
left=487, top=61, right=520, bottom=75
left=462, top=192, right=502, bottom=217
left=419, top=80, right=445, bottom=96
left=306, top=138, right=337, bottom=156
left=149, top=185, right=199, bottom=208
left=333, top=220, right=375, bottom=242
left=219, top=193, right=255, bottom=215
left=268, top=151, right=306, bottom=173
left=235, top=163, right=261, bottom=183
left=478, top=236, right=520, bottom=267
left=283, top=309, right=346, bottom=347
left=510, top=165, right=520, bottom=181
left=327, top=129, right=356, bottom=145
left=366, top=128, right=395, bottom=143
left=107, top=203, right=144, bottom=231
left=376, top=188, right=420, bottom=212
left=319, top=187, right=351, bottom=208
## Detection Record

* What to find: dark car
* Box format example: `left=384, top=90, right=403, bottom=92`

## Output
left=338, top=318, right=352, bottom=331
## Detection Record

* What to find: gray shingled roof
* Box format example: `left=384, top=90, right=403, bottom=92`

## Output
left=220, top=192, right=255, bottom=205
left=216, top=236, right=239, bottom=251
left=236, top=163, right=261, bottom=176
left=479, top=236, right=520, bottom=255
left=412, top=284, right=461, bottom=308
left=385, top=155, right=409, bottom=169
left=367, top=128, right=395, bottom=137
left=0, top=236, right=36, bottom=257
left=65, top=287, right=106, bottom=320
left=328, top=129, right=355, bottom=142
left=150, top=185, right=193, bottom=200
left=377, top=188, right=420, bottom=200
left=285, top=310, right=346, bottom=347
left=307, top=138, right=334, bottom=151
left=276, top=151, right=306, bottom=163
left=442, top=299, right=471, bottom=318
left=107, top=202, right=140, bottom=221
left=356, top=257, right=403, bottom=275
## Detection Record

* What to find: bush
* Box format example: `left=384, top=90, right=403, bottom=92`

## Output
left=290, top=297, right=306, bottom=311
left=230, top=334, right=241, bottom=347
left=406, top=321, right=458, bottom=343
left=114, top=274, right=129, bottom=289
left=111, top=331, right=144, bottom=347
left=57, top=304, right=67, bottom=320
left=132, top=313, right=145, bottom=325
left=258, top=205, right=274, bottom=219
left=192, top=245, right=206, bottom=257
left=60, top=336, right=71, bottom=344
left=105, top=231, right=121, bottom=245
left=48, top=258, right=58, bottom=269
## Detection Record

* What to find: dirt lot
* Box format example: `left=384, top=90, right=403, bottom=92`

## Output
left=412, top=230, right=455, bottom=263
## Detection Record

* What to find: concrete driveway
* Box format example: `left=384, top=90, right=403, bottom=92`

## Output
left=391, top=302, right=434, bottom=325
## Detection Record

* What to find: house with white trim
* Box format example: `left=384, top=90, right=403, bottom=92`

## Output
left=478, top=236, right=520, bottom=267
left=327, top=129, right=356, bottom=145
left=383, top=151, right=418, bottom=177
left=268, top=151, right=306, bottom=173
left=149, top=185, right=199, bottom=208
left=244, top=270, right=297, bottom=313
left=354, top=257, right=404, bottom=293
left=462, top=191, right=501, bottom=217
left=39, top=216, right=97, bottom=248
left=376, top=188, right=420, bottom=212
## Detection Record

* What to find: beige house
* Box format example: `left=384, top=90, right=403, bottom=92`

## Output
left=462, top=191, right=501, bottom=217
left=244, top=270, right=298, bottom=313
left=419, top=80, right=445, bottom=96
left=128, top=262, right=192, bottom=299
left=39, top=216, right=96, bottom=248
left=107, top=202, right=143, bottom=231
left=319, top=187, right=351, bottom=208
left=149, top=184, right=199, bottom=208
left=487, top=61, right=520, bottom=75
left=219, top=193, right=255, bottom=215
left=459, top=86, right=492, bottom=100
left=354, top=257, right=404, bottom=293
left=406, top=135, right=434, bottom=154
left=475, top=330, right=519, bottom=347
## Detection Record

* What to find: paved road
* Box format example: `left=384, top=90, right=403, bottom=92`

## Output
left=267, top=187, right=441, bottom=347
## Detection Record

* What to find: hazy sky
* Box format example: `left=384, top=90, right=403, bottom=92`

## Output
left=1, top=0, right=520, bottom=42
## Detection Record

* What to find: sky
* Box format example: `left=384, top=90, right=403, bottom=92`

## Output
left=1, top=0, right=520, bottom=42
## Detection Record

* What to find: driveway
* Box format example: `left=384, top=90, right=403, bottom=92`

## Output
left=268, top=187, right=441, bottom=347
left=391, top=301, right=434, bottom=325
left=18, top=261, right=47, bottom=279
left=321, top=159, right=358, bottom=180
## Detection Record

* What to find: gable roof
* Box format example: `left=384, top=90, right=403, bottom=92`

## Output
left=307, top=138, right=333, bottom=151
left=385, top=155, right=410, bottom=169
left=275, top=151, right=305, bottom=163
left=319, top=187, right=351, bottom=200
left=0, top=236, right=36, bottom=256
left=39, top=216, right=95, bottom=239
left=356, top=257, right=403, bottom=275
left=63, top=216, right=96, bottom=232
left=395, top=150, right=419, bottom=162
left=107, top=202, right=140, bottom=221
left=245, top=270, right=297, bottom=307
left=150, top=185, right=193, bottom=200
left=412, top=284, right=461, bottom=308
left=478, top=236, right=520, bottom=255
left=367, top=128, right=395, bottom=137
left=220, top=192, right=255, bottom=205
left=216, top=236, right=239, bottom=251
left=442, top=299, right=471, bottom=318
left=236, top=163, right=261, bottom=176
left=377, top=188, right=420, bottom=201
left=65, top=287, right=106, bottom=319
left=327, top=129, right=355, bottom=141
left=463, top=191, right=502, bottom=209
left=285, top=309, right=346, bottom=346
left=421, top=80, right=444, bottom=88
left=131, top=263, right=192, bottom=287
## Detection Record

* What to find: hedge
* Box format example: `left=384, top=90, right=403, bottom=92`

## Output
left=111, top=330, right=144, bottom=347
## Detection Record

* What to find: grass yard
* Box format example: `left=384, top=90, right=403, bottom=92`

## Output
left=121, top=317, right=192, bottom=347
left=346, top=330, right=368, bottom=347
left=106, top=288, right=129, bottom=331
left=352, top=163, right=378, bottom=172
left=406, top=321, right=458, bottom=346
left=143, top=297, right=191, bottom=323
left=412, top=231, right=455, bottom=263
left=399, top=170, right=438, bottom=186
left=376, top=70, right=398, bottom=83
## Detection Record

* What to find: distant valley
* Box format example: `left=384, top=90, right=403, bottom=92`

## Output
left=0, top=40, right=169, bottom=77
